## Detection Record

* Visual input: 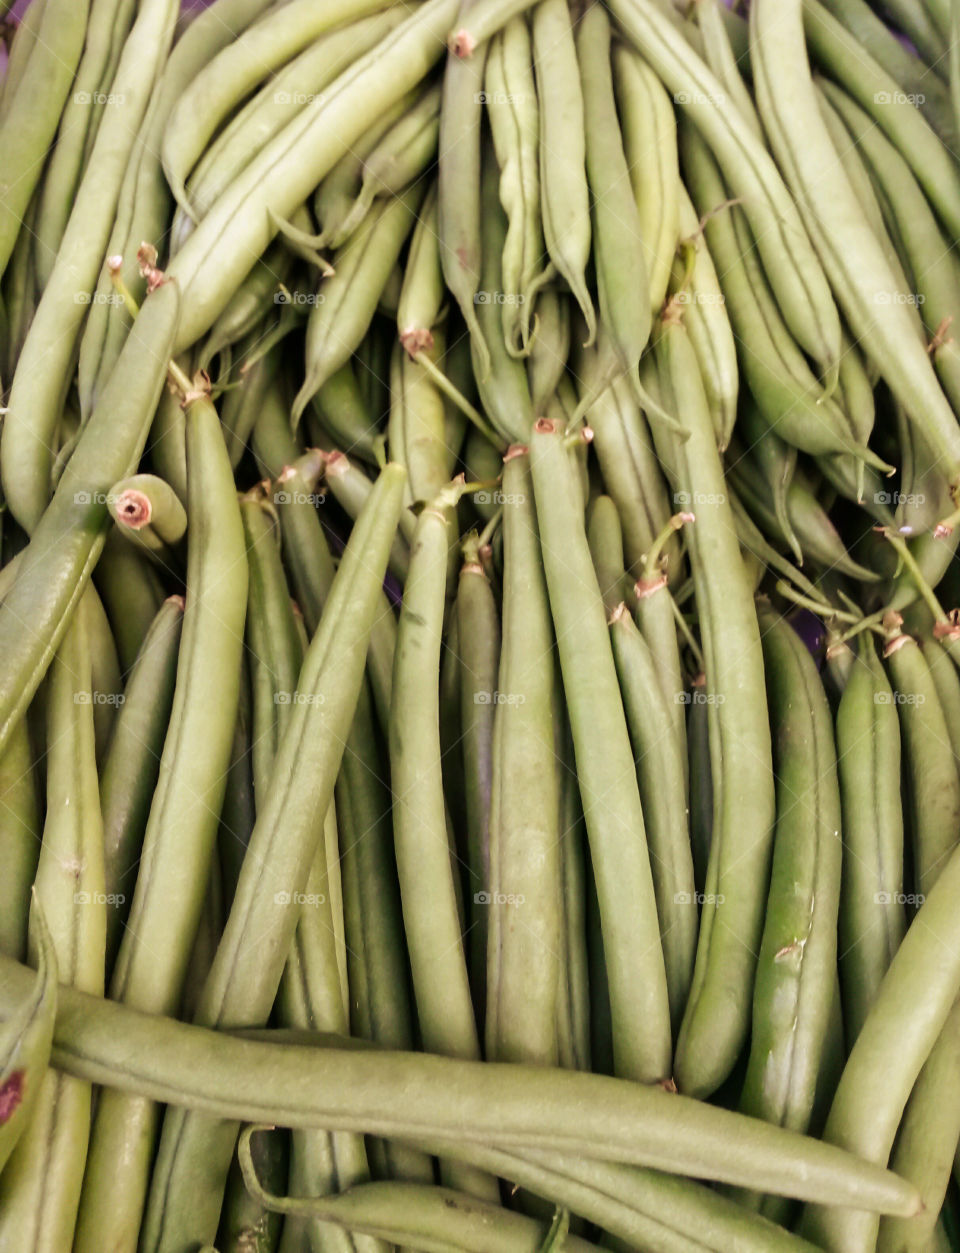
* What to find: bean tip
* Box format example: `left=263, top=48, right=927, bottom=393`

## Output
left=449, top=28, right=475, bottom=57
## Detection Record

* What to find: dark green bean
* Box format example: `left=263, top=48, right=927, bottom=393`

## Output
left=0, top=717, right=41, bottom=963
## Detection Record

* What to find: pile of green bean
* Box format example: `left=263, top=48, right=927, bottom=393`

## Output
left=4, top=0, right=960, bottom=1249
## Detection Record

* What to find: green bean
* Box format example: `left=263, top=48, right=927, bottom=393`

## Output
left=219, top=1127, right=288, bottom=1253
left=824, top=80, right=960, bottom=421
left=32, top=0, right=137, bottom=290
left=0, top=279, right=179, bottom=760
left=729, top=446, right=881, bottom=582
left=738, top=603, right=842, bottom=1210
left=241, top=1134, right=604, bottom=1253
left=836, top=633, right=905, bottom=1048
left=93, top=530, right=165, bottom=674
left=738, top=403, right=800, bottom=564
left=100, top=596, right=183, bottom=974
left=814, top=0, right=957, bottom=146
left=337, top=677, right=433, bottom=1192
left=1, top=186, right=39, bottom=384
left=873, top=0, right=946, bottom=61
left=915, top=624, right=960, bottom=762
left=217, top=663, right=255, bottom=911
left=577, top=4, right=649, bottom=387
left=0, top=718, right=41, bottom=963
left=107, top=471, right=188, bottom=563
left=0, top=904, right=56, bottom=1174
left=882, top=618, right=960, bottom=899
left=389, top=331, right=458, bottom=518
left=674, top=186, right=738, bottom=453
left=397, top=183, right=443, bottom=355
left=695, top=0, right=761, bottom=137
left=138, top=463, right=406, bottom=1252
left=439, top=0, right=491, bottom=380
left=322, top=450, right=411, bottom=584
left=612, top=44, right=679, bottom=319
left=608, top=0, right=842, bottom=386
left=82, top=584, right=124, bottom=769
left=801, top=827, right=960, bottom=1247
left=804, top=0, right=960, bottom=241
left=292, top=187, right=423, bottom=427
left=332, top=84, right=440, bottom=250
left=0, top=0, right=47, bottom=124
left=554, top=712, right=591, bottom=1074
left=0, top=610, right=104, bottom=1253
left=877, top=997, right=960, bottom=1253
left=752, top=0, right=960, bottom=487
left=162, top=0, right=394, bottom=216
left=526, top=288, right=569, bottom=416
left=531, top=0, right=595, bottom=344
left=0, top=0, right=90, bottom=279
left=0, top=0, right=179, bottom=534
left=389, top=481, right=496, bottom=1201
left=74, top=389, right=248, bottom=1253
left=455, top=539, right=500, bottom=1018
left=485, top=449, right=561, bottom=1067
left=448, top=0, right=537, bottom=53
left=166, top=0, right=462, bottom=352
left=651, top=309, right=776, bottom=1099
left=0, top=957, right=923, bottom=1215
left=485, top=18, right=542, bottom=355
left=472, top=147, right=534, bottom=444
left=77, top=0, right=277, bottom=412
left=587, top=496, right=629, bottom=619
left=815, top=87, right=920, bottom=311
left=529, top=418, right=671, bottom=1082
left=678, top=123, right=872, bottom=467
left=197, top=242, right=292, bottom=372
left=178, top=11, right=405, bottom=238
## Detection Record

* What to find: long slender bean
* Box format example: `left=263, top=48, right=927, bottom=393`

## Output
left=0, top=955, right=922, bottom=1216
left=530, top=419, right=671, bottom=1083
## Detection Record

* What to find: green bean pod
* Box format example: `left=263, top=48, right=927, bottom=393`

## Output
left=801, top=836, right=960, bottom=1248
left=0, top=957, right=923, bottom=1216
left=439, top=0, right=492, bottom=379
left=527, top=288, right=570, bottom=416
left=241, top=1135, right=603, bottom=1253
left=587, top=496, right=629, bottom=619
left=815, top=0, right=957, bottom=147
left=32, top=0, right=137, bottom=289
left=737, top=403, right=800, bottom=564
left=751, top=0, right=960, bottom=488
left=653, top=311, right=776, bottom=1099
left=577, top=5, right=650, bottom=386
left=0, top=0, right=48, bottom=122
left=612, top=44, right=679, bottom=318
left=0, top=279, right=179, bottom=760
left=675, top=183, right=738, bottom=452
left=607, top=0, right=842, bottom=385
left=166, top=0, right=462, bottom=352
left=0, top=611, right=105, bottom=1253
left=695, top=0, right=762, bottom=137
left=485, top=17, right=542, bottom=354
left=739, top=605, right=842, bottom=1175
left=554, top=710, right=591, bottom=1073
left=0, top=0, right=179, bottom=534
left=678, top=123, right=872, bottom=466
left=100, top=596, right=184, bottom=973
left=332, top=84, right=440, bottom=250
left=485, top=449, right=561, bottom=1067
left=292, top=187, right=422, bottom=427
left=803, top=0, right=960, bottom=242
left=107, top=471, right=188, bottom=561
left=197, top=243, right=293, bottom=371
left=397, top=183, right=444, bottom=354
left=0, top=0, right=90, bottom=279
left=456, top=541, right=500, bottom=1019
left=531, top=0, right=595, bottom=344
left=218, top=1127, right=287, bottom=1253
left=74, top=392, right=248, bottom=1253
left=323, top=450, right=411, bottom=584
left=178, top=11, right=405, bottom=237
left=530, top=418, right=671, bottom=1082
left=882, top=621, right=960, bottom=899
left=824, top=80, right=960, bottom=422
left=93, top=529, right=165, bottom=674
left=0, top=905, right=56, bottom=1174
left=0, top=715, right=41, bottom=964
left=836, top=633, right=905, bottom=1047
left=473, top=147, right=534, bottom=444
left=138, top=463, right=407, bottom=1252
left=877, top=996, right=960, bottom=1253
left=162, top=0, right=393, bottom=216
